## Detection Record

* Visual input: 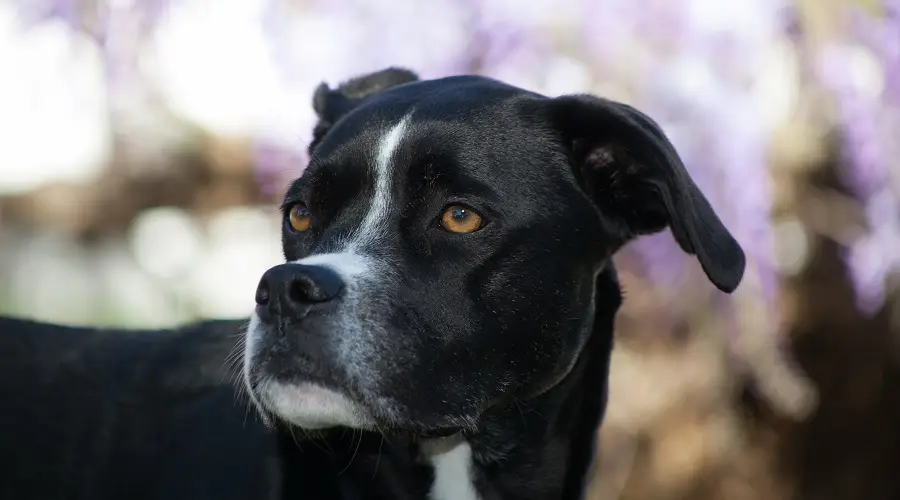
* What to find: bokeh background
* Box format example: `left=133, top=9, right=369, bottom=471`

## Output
left=1, top=0, right=898, bottom=498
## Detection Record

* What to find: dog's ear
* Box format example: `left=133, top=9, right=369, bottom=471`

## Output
left=547, top=94, right=746, bottom=293
left=308, top=67, right=419, bottom=155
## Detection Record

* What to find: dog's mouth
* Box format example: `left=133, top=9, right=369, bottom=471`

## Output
left=247, top=372, right=473, bottom=440
left=244, top=319, right=478, bottom=438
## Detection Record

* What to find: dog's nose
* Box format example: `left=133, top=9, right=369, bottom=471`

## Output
left=255, top=264, right=343, bottom=311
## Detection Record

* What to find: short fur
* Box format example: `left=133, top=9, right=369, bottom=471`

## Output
left=0, top=67, right=744, bottom=500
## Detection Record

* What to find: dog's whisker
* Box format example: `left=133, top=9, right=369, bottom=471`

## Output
left=372, top=432, right=385, bottom=481
left=512, top=398, right=530, bottom=428
left=337, top=429, right=364, bottom=476
left=223, top=341, right=244, bottom=366
left=222, top=355, right=244, bottom=386
left=233, top=379, right=260, bottom=429
left=309, top=429, right=338, bottom=458
left=283, top=424, right=335, bottom=458
left=513, top=397, right=548, bottom=423
left=319, top=430, right=338, bottom=457
left=226, top=322, right=250, bottom=339
left=287, top=426, right=309, bottom=454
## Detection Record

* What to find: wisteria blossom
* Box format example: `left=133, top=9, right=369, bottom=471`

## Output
left=816, top=2, right=900, bottom=313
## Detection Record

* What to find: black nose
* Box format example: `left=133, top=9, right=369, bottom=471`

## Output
left=255, top=264, right=344, bottom=311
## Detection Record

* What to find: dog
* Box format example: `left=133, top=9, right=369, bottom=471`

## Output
left=0, top=67, right=744, bottom=500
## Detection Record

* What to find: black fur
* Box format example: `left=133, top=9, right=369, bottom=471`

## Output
left=0, top=67, right=744, bottom=499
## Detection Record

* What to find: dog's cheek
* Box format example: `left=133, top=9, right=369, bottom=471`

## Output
left=474, top=266, right=573, bottom=383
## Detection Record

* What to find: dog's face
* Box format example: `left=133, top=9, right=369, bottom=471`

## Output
left=243, top=69, right=745, bottom=434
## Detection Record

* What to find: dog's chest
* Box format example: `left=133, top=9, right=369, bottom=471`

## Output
left=420, top=437, right=481, bottom=500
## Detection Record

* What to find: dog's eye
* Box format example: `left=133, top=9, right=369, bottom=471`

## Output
left=440, top=205, right=483, bottom=233
left=288, top=204, right=311, bottom=232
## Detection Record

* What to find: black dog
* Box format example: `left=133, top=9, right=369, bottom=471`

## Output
left=0, top=67, right=744, bottom=500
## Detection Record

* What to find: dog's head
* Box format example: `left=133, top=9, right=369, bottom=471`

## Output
left=243, top=68, right=745, bottom=434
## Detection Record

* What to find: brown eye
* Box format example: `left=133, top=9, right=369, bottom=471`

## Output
left=288, top=204, right=311, bottom=232
left=440, top=205, right=483, bottom=233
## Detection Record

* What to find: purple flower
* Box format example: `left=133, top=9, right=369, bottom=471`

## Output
left=814, top=2, right=900, bottom=312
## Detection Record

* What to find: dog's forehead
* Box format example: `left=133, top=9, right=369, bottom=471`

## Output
left=370, top=75, right=539, bottom=118
left=298, top=77, right=562, bottom=193
left=315, top=77, right=539, bottom=154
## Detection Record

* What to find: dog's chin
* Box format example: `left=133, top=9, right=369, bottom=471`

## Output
left=253, top=379, right=376, bottom=431
left=248, top=377, right=472, bottom=438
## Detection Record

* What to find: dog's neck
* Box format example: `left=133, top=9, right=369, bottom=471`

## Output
left=422, top=273, right=619, bottom=500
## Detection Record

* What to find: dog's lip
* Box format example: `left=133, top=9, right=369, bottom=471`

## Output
left=249, top=361, right=360, bottom=404
left=272, top=371, right=341, bottom=392
left=252, top=362, right=469, bottom=438
left=265, top=365, right=362, bottom=401
left=262, top=372, right=465, bottom=437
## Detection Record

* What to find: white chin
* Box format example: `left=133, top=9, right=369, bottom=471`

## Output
left=257, top=380, right=374, bottom=430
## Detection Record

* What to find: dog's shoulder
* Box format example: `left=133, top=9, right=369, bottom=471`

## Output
left=0, top=316, right=280, bottom=500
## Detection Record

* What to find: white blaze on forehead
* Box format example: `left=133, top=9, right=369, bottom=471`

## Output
left=349, top=114, right=411, bottom=249
left=286, top=116, right=412, bottom=283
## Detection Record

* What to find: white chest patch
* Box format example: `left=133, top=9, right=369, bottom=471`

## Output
left=423, top=437, right=481, bottom=500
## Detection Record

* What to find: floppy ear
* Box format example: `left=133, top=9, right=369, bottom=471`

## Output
left=547, top=94, right=746, bottom=293
left=308, top=67, right=419, bottom=155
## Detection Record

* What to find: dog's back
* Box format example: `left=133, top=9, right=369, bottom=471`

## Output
left=0, top=317, right=281, bottom=500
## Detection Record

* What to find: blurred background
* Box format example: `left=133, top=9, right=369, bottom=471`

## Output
left=0, top=0, right=897, bottom=498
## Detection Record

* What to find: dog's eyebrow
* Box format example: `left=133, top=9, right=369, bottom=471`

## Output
left=436, top=174, right=501, bottom=206
left=462, top=177, right=499, bottom=201
left=412, top=159, right=500, bottom=204
left=283, top=179, right=307, bottom=198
